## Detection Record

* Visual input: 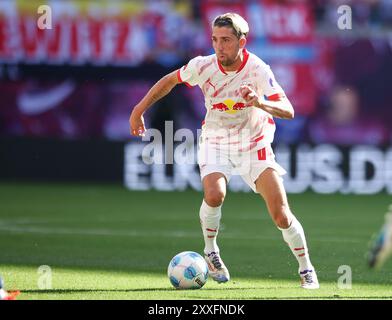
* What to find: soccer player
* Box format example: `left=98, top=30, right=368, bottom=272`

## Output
left=368, top=204, right=392, bottom=269
left=130, top=13, right=319, bottom=289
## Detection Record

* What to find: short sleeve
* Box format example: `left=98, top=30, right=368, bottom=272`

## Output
left=177, top=56, right=202, bottom=87
left=259, top=65, right=286, bottom=101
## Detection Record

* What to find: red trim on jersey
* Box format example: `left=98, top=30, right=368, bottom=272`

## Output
left=216, top=48, right=249, bottom=75
left=257, top=148, right=266, bottom=161
left=294, top=247, right=305, bottom=251
left=267, top=93, right=285, bottom=101
left=268, top=117, right=275, bottom=125
left=176, top=69, right=182, bottom=82
left=217, top=58, right=228, bottom=75
left=201, top=120, right=205, bottom=126
left=254, top=135, right=264, bottom=143
left=177, top=68, right=192, bottom=88
left=236, top=48, right=249, bottom=74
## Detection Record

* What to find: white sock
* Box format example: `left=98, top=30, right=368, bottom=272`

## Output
left=199, top=200, right=222, bottom=255
left=279, top=217, right=313, bottom=272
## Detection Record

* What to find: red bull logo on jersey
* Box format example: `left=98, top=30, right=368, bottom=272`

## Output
left=211, top=99, right=246, bottom=114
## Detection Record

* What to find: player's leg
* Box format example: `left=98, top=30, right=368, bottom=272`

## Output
left=255, top=168, right=319, bottom=289
left=200, top=172, right=230, bottom=282
left=201, top=172, right=226, bottom=253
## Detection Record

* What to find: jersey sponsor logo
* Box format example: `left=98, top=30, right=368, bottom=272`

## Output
left=211, top=99, right=246, bottom=114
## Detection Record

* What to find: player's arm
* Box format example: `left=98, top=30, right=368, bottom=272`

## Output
left=240, top=85, right=294, bottom=120
left=129, top=70, right=180, bottom=136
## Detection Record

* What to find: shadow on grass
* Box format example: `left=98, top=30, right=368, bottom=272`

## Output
left=22, top=286, right=289, bottom=294
left=20, top=289, right=392, bottom=300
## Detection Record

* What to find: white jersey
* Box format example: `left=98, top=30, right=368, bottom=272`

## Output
left=177, top=49, right=285, bottom=153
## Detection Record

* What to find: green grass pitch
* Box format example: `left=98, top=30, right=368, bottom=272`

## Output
left=0, top=182, right=391, bottom=300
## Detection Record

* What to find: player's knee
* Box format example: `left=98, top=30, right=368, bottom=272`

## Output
left=204, top=190, right=225, bottom=207
left=274, top=215, right=291, bottom=229
left=271, top=205, right=292, bottom=229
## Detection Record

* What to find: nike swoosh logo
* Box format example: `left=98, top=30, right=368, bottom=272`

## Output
left=17, top=80, right=75, bottom=115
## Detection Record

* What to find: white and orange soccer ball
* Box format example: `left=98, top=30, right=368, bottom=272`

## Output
left=167, top=251, right=209, bottom=289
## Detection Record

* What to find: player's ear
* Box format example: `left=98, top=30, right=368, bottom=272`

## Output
left=239, top=36, right=246, bottom=49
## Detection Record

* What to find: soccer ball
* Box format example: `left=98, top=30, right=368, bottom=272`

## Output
left=167, top=251, right=209, bottom=289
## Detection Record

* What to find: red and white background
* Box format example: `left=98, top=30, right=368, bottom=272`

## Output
left=0, top=0, right=391, bottom=194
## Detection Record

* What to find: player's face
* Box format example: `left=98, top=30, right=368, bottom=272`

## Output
left=212, top=26, right=242, bottom=67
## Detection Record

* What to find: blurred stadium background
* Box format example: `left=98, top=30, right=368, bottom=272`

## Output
left=0, top=0, right=392, bottom=299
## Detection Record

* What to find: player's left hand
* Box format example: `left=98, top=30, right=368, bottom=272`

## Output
left=129, top=108, right=146, bottom=137
left=240, top=84, right=260, bottom=107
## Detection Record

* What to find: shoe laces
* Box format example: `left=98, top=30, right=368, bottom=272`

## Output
left=208, top=252, right=222, bottom=269
left=303, top=272, right=314, bottom=284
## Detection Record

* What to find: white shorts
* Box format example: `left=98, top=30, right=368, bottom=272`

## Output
left=198, top=143, right=286, bottom=193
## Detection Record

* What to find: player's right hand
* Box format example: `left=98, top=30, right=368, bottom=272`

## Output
left=129, top=108, right=146, bottom=137
left=240, top=84, right=259, bottom=107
